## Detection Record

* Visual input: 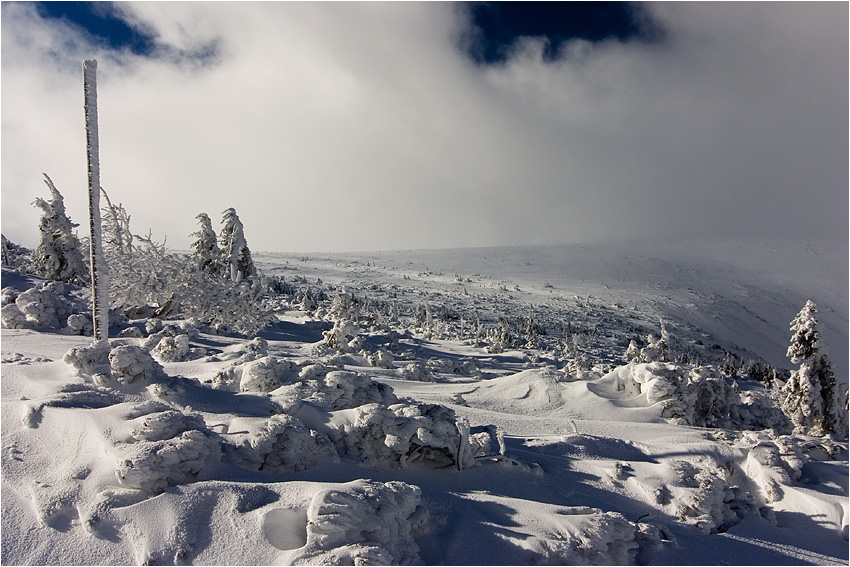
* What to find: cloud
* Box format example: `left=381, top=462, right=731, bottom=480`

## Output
left=2, top=2, right=846, bottom=253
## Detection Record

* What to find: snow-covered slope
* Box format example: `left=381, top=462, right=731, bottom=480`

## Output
left=2, top=241, right=847, bottom=565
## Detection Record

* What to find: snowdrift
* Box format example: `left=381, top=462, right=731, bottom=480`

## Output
left=2, top=243, right=847, bottom=565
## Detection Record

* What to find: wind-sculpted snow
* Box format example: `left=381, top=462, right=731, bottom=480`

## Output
left=1, top=243, right=848, bottom=565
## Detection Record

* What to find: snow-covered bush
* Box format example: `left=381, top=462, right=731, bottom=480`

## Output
left=400, top=362, right=434, bottom=382
left=108, top=345, right=164, bottom=385
left=290, top=480, right=429, bottom=566
left=667, top=459, right=753, bottom=533
left=610, top=362, right=789, bottom=432
left=367, top=348, right=395, bottom=369
left=64, top=341, right=112, bottom=377
left=322, top=320, right=360, bottom=352
left=240, top=356, right=300, bottom=392
left=307, top=371, right=398, bottom=410
left=224, top=414, right=337, bottom=473
left=151, top=334, right=192, bottom=363
left=116, top=429, right=220, bottom=494
left=13, top=281, right=83, bottom=328
left=328, top=290, right=360, bottom=322
left=130, top=410, right=207, bottom=442
left=1, top=235, right=31, bottom=270
left=221, top=336, right=269, bottom=362
left=333, top=401, right=494, bottom=469
left=1, top=303, right=28, bottom=329
left=66, top=313, right=93, bottom=336
left=29, top=174, right=88, bottom=285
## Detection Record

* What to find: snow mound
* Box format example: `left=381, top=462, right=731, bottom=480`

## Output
left=288, top=479, right=428, bottom=565
left=465, top=368, right=566, bottom=414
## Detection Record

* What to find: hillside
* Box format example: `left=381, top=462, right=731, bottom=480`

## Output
left=1, top=241, right=847, bottom=565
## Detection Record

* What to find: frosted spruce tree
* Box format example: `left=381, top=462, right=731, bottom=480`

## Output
left=219, top=208, right=255, bottom=282
left=782, top=300, right=847, bottom=438
left=191, top=213, right=221, bottom=275
left=31, top=174, right=89, bottom=285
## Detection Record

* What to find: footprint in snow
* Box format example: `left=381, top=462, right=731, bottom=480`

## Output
left=262, top=507, right=309, bottom=550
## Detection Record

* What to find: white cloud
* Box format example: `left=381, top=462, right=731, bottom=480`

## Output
left=2, top=2, right=846, bottom=253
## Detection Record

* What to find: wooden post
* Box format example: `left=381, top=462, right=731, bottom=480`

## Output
left=83, top=59, right=109, bottom=344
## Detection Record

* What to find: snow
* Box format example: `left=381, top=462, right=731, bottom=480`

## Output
left=1, top=241, right=847, bottom=565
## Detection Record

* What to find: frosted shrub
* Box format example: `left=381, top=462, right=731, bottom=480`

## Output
left=308, top=371, right=398, bottom=410
left=334, top=401, right=490, bottom=469
left=0, top=287, right=19, bottom=306
left=116, top=429, right=220, bottom=494
left=224, top=414, right=337, bottom=473
left=291, top=480, right=428, bottom=565
left=130, top=410, right=207, bottom=442
left=66, top=313, right=93, bottom=336
left=14, top=281, right=83, bottom=328
left=151, top=334, right=191, bottom=363
left=64, top=341, right=112, bottom=377
left=400, top=362, right=434, bottom=382
left=240, top=356, right=300, bottom=392
left=322, top=320, right=360, bottom=352
left=328, top=290, right=359, bottom=322
left=108, top=345, right=164, bottom=385
left=1, top=303, right=28, bottom=329
left=368, top=348, right=395, bottom=369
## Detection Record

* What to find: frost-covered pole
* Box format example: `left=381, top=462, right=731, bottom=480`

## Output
left=84, top=59, right=110, bottom=344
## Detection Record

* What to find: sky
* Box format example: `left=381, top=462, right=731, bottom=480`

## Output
left=1, top=1, right=847, bottom=253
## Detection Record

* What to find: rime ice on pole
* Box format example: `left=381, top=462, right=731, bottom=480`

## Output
left=83, top=59, right=110, bottom=344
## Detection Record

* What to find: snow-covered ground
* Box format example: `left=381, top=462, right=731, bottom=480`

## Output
left=2, top=240, right=847, bottom=565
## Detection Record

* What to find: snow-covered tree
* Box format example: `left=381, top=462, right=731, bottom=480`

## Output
left=219, top=208, right=255, bottom=282
left=190, top=213, right=221, bottom=275
left=30, top=174, right=89, bottom=285
left=782, top=300, right=848, bottom=438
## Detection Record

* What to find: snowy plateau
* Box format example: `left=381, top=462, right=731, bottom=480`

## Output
left=1, top=239, right=848, bottom=566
